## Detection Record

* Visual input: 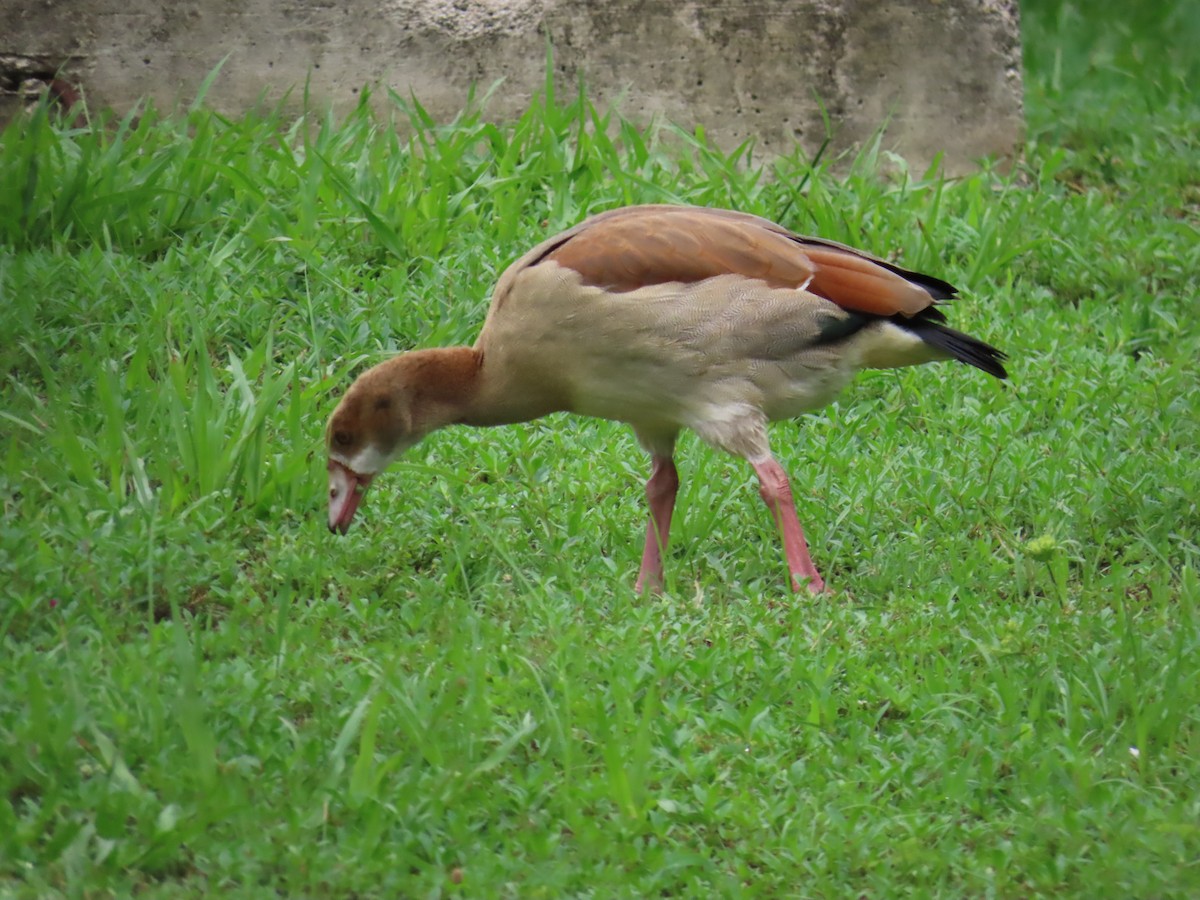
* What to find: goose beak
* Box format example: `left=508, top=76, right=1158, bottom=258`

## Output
left=328, top=459, right=374, bottom=534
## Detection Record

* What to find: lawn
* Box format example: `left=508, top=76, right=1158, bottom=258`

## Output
left=2, top=0, right=1198, bottom=896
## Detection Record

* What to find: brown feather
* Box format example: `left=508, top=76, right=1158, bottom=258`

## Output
left=543, top=211, right=815, bottom=295
left=801, top=246, right=932, bottom=316
left=534, top=206, right=941, bottom=318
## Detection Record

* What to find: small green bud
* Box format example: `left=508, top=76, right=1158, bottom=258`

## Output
left=1026, top=534, right=1059, bottom=562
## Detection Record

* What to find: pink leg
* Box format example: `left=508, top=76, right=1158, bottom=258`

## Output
left=635, top=455, right=679, bottom=593
left=751, top=456, right=827, bottom=594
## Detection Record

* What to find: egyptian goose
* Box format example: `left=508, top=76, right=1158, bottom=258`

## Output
left=326, top=205, right=1007, bottom=593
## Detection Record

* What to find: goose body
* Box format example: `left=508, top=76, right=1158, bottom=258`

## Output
left=326, top=204, right=1007, bottom=593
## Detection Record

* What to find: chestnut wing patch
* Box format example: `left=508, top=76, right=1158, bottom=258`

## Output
left=543, top=211, right=812, bottom=293
left=540, top=206, right=943, bottom=319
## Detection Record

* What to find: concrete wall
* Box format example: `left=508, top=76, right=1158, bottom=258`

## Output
left=1, top=0, right=1023, bottom=175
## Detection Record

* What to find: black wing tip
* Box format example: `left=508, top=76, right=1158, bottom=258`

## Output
left=916, top=276, right=958, bottom=302
left=940, top=333, right=1009, bottom=380
left=971, top=350, right=1009, bottom=380
left=949, top=339, right=1009, bottom=380
left=900, top=314, right=1009, bottom=380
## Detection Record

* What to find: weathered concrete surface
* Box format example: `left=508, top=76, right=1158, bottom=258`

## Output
left=0, top=0, right=1023, bottom=174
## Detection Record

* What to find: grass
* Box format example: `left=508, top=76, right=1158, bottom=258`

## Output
left=2, top=1, right=1198, bottom=895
